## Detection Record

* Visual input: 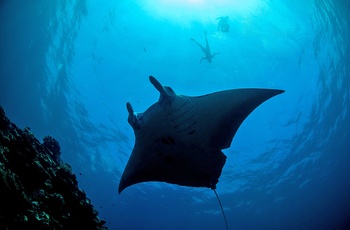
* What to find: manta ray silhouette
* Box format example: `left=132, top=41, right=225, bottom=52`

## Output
left=119, top=76, right=284, bottom=193
left=119, top=76, right=284, bottom=229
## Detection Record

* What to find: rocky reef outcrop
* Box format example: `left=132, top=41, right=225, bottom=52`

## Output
left=0, top=106, right=108, bottom=229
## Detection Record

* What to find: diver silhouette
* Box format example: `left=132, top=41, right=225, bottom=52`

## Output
left=216, top=16, right=230, bottom=33
left=191, top=31, right=220, bottom=63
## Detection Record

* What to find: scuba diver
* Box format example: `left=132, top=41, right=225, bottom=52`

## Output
left=216, top=16, right=230, bottom=33
left=191, top=31, right=220, bottom=63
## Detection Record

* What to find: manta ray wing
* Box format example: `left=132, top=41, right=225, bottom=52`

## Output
left=189, top=88, right=284, bottom=150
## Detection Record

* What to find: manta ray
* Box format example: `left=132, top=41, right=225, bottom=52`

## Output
left=119, top=76, right=284, bottom=229
left=191, top=31, right=220, bottom=63
left=119, top=76, right=284, bottom=193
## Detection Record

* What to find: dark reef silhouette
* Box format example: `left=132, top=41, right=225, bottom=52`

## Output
left=0, top=106, right=107, bottom=229
left=42, top=135, right=61, bottom=163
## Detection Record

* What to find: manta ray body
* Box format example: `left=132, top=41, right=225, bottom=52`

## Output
left=118, top=76, right=284, bottom=194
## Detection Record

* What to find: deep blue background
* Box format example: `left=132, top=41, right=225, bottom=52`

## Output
left=1, top=0, right=349, bottom=229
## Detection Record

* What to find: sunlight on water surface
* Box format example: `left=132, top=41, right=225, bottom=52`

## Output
left=137, top=0, right=265, bottom=23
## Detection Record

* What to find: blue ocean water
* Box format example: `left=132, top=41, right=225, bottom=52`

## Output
left=1, top=0, right=349, bottom=229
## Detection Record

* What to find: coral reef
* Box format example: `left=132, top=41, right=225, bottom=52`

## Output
left=42, top=135, right=61, bottom=163
left=0, top=106, right=108, bottom=229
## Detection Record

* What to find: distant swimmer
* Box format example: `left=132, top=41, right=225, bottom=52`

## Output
left=191, top=31, right=220, bottom=63
left=216, top=16, right=230, bottom=33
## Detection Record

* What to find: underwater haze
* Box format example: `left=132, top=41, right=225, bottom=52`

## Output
left=1, top=0, right=350, bottom=229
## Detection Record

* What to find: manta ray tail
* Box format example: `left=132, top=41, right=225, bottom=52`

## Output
left=214, top=189, right=229, bottom=230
